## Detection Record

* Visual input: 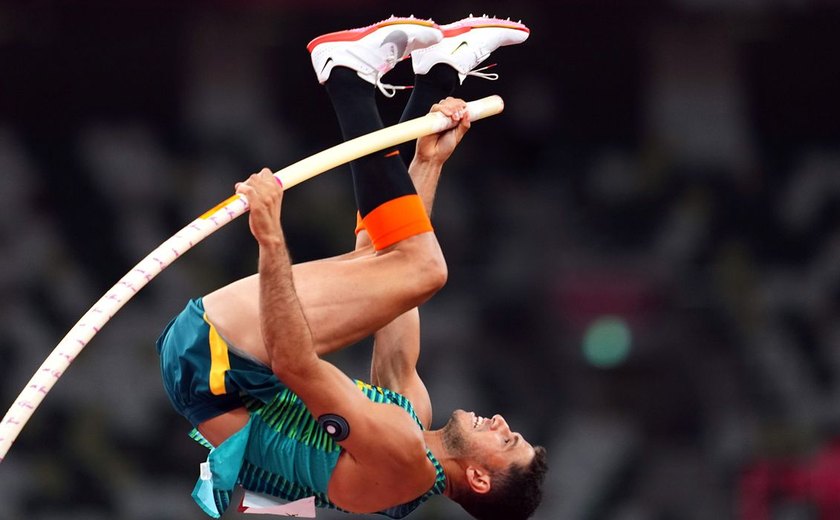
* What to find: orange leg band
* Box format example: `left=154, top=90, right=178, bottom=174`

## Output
left=361, top=194, right=433, bottom=250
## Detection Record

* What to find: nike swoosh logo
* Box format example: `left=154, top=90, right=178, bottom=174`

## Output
left=381, top=30, right=408, bottom=58
left=320, top=57, right=334, bottom=74
left=451, top=41, right=469, bottom=54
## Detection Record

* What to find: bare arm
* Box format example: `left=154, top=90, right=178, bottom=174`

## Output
left=370, top=308, right=432, bottom=427
left=238, top=169, right=429, bottom=477
left=239, top=170, right=371, bottom=421
left=408, top=97, right=471, bottom=214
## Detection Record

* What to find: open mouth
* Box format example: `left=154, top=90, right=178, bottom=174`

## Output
left=472, top=413, right=487, bottom=429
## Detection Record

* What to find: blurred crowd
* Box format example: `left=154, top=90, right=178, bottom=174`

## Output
left=1, top=1, right=839, bottom=519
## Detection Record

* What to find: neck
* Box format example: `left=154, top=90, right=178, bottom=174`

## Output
left=423, top=429, right=464, bottom=499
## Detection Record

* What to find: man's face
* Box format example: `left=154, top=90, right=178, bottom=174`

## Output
left=442, top=409, right=536, bottom=471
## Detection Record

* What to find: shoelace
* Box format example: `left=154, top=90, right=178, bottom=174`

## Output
left=346, top=49, right=412, bottom=98
left=374, top=78, right=412, bottom=98
left=376, top=53, right=418, bottom=97
left=379, top=63, right=499, bottom=95
left=464, top=63, right=499, bottom=81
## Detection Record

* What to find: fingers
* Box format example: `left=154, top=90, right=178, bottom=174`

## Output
left=431, top=97, right=471, bottom=127
left=236, top=168, right=283, bottom=196
left=260, top=167, right=282, bottom=187
left=237, top=168, right=284, bottom=244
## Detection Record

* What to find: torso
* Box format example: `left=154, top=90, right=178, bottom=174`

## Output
left=197, top=381, right=445, bottom=517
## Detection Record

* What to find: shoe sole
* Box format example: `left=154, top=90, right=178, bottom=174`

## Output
left=307, top=17, right=439, bottom=53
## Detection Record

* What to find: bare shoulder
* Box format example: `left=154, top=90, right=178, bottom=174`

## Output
left=327, top=403, right=437, bottom=513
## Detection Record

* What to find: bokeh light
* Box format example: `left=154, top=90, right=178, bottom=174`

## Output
left=582, top=316, right=632, bottom=368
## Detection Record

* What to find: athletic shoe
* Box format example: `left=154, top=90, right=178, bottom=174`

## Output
left=411, top=15, right=530, bottom=83
left=307, top=16, right=443, bottom=97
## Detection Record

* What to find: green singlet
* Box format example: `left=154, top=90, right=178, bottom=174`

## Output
left=190, top=381, right=447, bottom=519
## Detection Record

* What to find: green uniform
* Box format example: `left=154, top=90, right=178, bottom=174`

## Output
left=157, top=298, right=447, bottom=518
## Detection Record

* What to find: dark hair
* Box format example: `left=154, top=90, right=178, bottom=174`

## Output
left=456, top=446, right=548, bottom=520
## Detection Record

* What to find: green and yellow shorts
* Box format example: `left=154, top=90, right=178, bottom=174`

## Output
left=156, top=298, right=284, bottom=426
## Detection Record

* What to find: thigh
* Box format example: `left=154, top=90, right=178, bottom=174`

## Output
left=297, top=256, right=421, bottom=352
left=204, top=232, right=442, bottom=362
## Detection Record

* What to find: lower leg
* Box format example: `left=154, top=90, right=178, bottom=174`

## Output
left=325, top=68, right=432, bottom=251
left=325, top=67, right=417, bottom=216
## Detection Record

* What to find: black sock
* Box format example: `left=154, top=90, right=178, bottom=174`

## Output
left=397, top=64, right=460, bottom=164
left=324, top=67, right=416, bottom=217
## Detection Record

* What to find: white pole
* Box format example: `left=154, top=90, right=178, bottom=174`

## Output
left=0, top=95, right=504, bottom=461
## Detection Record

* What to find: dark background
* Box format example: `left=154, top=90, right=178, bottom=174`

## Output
left=2, top=1, right=840, bottom=519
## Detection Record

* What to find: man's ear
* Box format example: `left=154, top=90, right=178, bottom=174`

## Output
left=465, top=466, right=492, bottom=495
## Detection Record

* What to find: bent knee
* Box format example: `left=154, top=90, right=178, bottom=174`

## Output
left=420, top=247, right=448, bottom=296
left=382, top=232, right=448, bottom=302
left=406, top=235, right=448, bottom=301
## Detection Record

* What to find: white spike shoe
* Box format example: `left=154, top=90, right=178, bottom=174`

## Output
left=308, top=16, right=443, bottom=97
left=411, top=15, right=530, bottom=83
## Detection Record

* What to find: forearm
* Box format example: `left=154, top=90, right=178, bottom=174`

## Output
left=370, top=308, right=421, bottom=385
left=370, top=308, right=432, bottom=426
left=408, top=157, right=444, bottom=215
left=259, top=234, right=318, bottom=375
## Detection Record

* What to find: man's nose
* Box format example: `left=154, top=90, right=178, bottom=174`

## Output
left=491, top=414, right=511, bottom=433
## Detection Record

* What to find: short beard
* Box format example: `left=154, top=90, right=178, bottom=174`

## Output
left=441, top=415, right=468, bottom=456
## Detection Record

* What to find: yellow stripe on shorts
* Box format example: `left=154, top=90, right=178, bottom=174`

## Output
left=203, top=313, right=231, bottom=396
